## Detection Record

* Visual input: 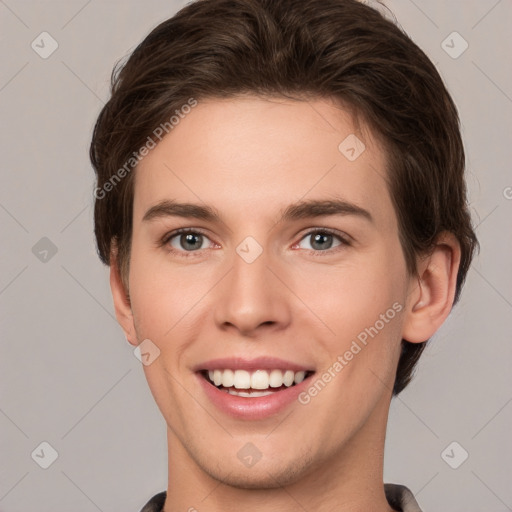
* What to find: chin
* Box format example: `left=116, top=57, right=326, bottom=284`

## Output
left=196, top=450, right=316, bottom=490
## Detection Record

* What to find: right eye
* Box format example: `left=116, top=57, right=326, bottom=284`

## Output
left=162, top=228, right=216, bottom=257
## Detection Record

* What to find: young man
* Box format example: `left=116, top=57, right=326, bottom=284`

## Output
left=90, top=0, right=478, bottom=510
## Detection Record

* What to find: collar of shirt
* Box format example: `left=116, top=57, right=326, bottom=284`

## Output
left=139, top=483, right=423, bottom=512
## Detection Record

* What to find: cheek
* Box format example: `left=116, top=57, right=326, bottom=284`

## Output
left=289, top=249, right=407, bottom=405
left=127, top=246, right=200, bottom=340
left=292, top=247, right=406, bottom=337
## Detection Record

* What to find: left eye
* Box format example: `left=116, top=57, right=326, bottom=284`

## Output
left=295, top=230, right=346, bottom=251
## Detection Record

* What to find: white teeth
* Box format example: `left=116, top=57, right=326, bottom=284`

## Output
left=228, top=389, right=275, bottom=397
left=251, top=370, right=269, bottom=389
left=269, top=369, right=284, bottom=388
left=221, top=369, right=234, bottom=387
left=294, top=371, right=306, bottom=384
left=205, top=368, right=310, bottom=390
left=213, top=369, right=223, bottom=387
left=283, top=370, right=295, bottom=387
left=233, top=370, right=251, bottom=389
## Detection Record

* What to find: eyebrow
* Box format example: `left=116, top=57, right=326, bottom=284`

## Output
left=142, top=198, right=373, bottom=224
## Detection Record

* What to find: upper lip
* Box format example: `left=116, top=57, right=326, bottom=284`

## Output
left=193, top=357, right=314, bottom=373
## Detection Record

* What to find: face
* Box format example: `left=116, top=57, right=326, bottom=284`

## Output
left=120, top=96, right=413, bottom=488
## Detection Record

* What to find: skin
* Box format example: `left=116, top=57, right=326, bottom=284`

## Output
left=110, top=96, right=461, bottom=511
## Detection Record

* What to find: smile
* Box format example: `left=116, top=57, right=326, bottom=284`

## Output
left=202, top=369, right=314, bottom=397
left=194, top=357, right=316, bottom=419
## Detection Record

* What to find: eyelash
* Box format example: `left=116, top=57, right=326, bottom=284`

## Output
left=160, top=227, right=351, bottom=258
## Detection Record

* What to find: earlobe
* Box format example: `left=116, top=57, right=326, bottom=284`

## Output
left=109, top=249, right=138, bottom=346
left=402, top=232, right=461, bottom=343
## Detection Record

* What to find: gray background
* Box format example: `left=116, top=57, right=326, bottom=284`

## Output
left=1, top=0, right=511, bottom=511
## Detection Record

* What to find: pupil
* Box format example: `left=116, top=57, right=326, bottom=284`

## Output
left=182, top=233, right=202, bottom=250
left=312, top=233, right=332, bottom=250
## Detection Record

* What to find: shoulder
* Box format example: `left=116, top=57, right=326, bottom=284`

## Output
left=384, top=483, right=423, bottom=512
left=139, top=490, right=167, bottom=512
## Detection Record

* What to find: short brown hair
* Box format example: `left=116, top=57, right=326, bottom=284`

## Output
left=90, top=0, right=478, bottom=395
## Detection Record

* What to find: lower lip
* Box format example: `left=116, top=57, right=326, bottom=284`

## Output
left=196, top=372, right=313, bottom=420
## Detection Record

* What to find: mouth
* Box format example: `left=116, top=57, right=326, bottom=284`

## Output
left=199, top=368, right=316, bottom=397
left=193, top=357, right=316, bottom=419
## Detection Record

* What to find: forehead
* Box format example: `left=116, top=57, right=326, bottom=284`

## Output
left=133, top=96, right=395, bottom=232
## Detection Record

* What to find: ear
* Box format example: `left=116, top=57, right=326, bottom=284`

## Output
left=109, top=248, right=138, bottom=346
left=402, top=232, right=461, bottom=343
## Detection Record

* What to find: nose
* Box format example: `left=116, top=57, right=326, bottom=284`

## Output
left=213, top=239, right=291, bottom=336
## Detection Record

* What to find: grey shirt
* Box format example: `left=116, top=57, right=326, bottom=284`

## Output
left=140, top=483, right=423, bottom=511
